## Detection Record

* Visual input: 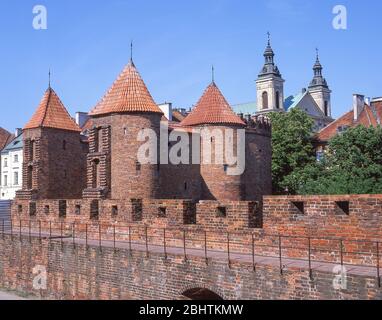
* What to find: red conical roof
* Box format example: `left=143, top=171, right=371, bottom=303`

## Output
left=89, top=61, right=163, bottom=116
left=180, top=82, right=245, bottom=127
left=24, top=87, right=81, bottom=132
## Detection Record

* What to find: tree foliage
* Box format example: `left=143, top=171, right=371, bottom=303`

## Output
left=269, top=108, right=316, bottom=194
left=298, top=125, right=382, bottom=195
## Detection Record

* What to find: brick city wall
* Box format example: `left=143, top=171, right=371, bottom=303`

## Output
left=0, top=234, right=381, bottom=300
left=262, top=195, right=382, bottom=240
left=11, top=199, right=261, bottom=232
left=9, top=195, right=382, bottom=267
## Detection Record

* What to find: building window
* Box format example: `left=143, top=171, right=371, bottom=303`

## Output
left=14, top=154, right=18, bottom=163
left=316, top=151, right=324, bottom=162
left=14, top=172, right=19, bottom=185
left=44, top=205, right=50, bottom=215
left=276, top=91, right=280, bottom=109
left=18, top=205, right=23, bottom=214
left=223, top=164, right=228, bottom=173
left=3, top=175, right=7, bottom=186
left=75, top=205, right=81, bottom=215
left=324, top=101, right=329, bottom=116
left=63, top=140, right=67, bottom=150
left=4, top=158, right=7, bottom=168
left=262, top=91, right=268, bottom=110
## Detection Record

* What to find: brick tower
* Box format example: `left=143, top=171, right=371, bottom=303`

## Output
left=83, top=59, right=163, bottom=200
left=180, top=81, right=247, bottom=200
left=16, top=86, right=86, bottom=200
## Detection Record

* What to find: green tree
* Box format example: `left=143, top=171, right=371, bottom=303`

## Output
left=299, top=125, right=382, bottom=194
left=269, top=108, right=316, bottom=194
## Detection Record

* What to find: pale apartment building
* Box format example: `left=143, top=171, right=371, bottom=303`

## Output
left=0, top=130, right=23, bottom=200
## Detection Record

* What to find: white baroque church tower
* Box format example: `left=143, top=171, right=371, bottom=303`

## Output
left=233, top=35, right=334, bottom=132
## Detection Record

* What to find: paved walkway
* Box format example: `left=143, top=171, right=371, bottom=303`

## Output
left=0, top=290, right=25, bottom=300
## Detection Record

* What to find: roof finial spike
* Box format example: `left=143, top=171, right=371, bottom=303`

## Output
left=316, top=47, right=319, bottom=61
left=212, top=65, right=215, bottom=84
left=130, top=40, right=133, bottom=63
left=48, top=69, right=51, bottom=88
left=267, top=31, right=271, bottom=45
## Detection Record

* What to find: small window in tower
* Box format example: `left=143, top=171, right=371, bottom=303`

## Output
left=136, top=161, right=141, bottom=174
left=324, top=101, right=329, bottom=117
left=90, top=200, right=99, bottom=220
left=223, top=164, right=228, bottom=172
left=276, top=91, right=280, bottom=109
left=75, top=205, right=81, bottom=215
left=30, top=140, right=35, bottom=161
left=124, top=128, right=127, bottom=136
left=131, top=199, right=143, bottom=222
left=18, top=205, right=22, bottom=214
left=112, top=205, right=118, bottom=217
left=29, top=202, right=36, bottom=217
left=44, top=205, right=50, bottom=215
left=64, top=170, right=67, bottom=179
left=63, top=140, right=67, bottom=150
left=59, top=200, right=67, bottom=218
left=262, top=91, right=269, bottom=110
left=184, top=182, right=188, bottom=190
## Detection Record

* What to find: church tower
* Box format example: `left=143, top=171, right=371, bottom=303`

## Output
left=256, top=34, right=285, bottom=114
left=308, top=50, right=332, bottom=117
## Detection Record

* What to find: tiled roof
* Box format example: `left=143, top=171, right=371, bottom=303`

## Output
left=81, top=118, right=94, bottom=132
left=89, top=61, right=163, bottom=116
left=24, top=87, right=81, bottom=132
left=0, top=127, right=12, bottom=150
left=180, top=82, right=245, bottom=127
left=1, top=133, right=23, bottom=153
left=316, top=103, right=381, bottom=142
left=172, top=110, right=186, bottom=122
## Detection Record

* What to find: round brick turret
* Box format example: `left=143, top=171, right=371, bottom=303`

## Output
left=84, top=61, right=163, bottom=200
left=180, top=82, right=247, bottom=200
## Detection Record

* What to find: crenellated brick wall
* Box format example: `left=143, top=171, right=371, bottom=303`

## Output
left=262, top=195, right=382, bottom=240
left=0, top=234, right=381, bottom=300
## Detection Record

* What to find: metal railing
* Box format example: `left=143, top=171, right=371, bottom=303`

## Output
left=1, top=218, right=381, bottom=287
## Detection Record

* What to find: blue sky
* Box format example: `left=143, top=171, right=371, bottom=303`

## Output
left=0, top=0, right=381, bottom=131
